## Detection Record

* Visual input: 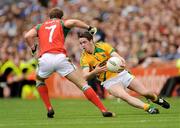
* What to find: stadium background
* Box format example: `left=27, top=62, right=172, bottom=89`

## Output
left=0, top=0, right=180, bottom=99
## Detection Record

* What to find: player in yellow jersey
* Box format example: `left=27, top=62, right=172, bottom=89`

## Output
left=78, top=31, right=170, bottom=114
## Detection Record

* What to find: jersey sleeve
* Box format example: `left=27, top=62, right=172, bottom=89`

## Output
left=80, top=55, right=89, bottom=69
left=35, top=24, right=42, bottom=31
left=102, top=43, right=115, bottom=55
left=60, top=20, right=71, bottom=37
left=33, top=24, right=42, bottom=37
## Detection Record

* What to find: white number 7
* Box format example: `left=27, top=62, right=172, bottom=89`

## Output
left=45, top=25, right=57, bottom=43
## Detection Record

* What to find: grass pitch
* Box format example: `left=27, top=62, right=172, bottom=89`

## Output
left=0, top=97, right=179, bottom=128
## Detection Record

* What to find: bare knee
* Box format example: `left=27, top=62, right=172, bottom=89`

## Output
left=115, top=93, right=131, bottom=102
left=65, top=71, right=87, bottom=88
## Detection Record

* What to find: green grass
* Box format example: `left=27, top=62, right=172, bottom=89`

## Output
left=0, top=98, right=180, bottom=128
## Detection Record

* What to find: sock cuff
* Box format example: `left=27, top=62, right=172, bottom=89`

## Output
left=143, top=103, right=150, bottom=111
left=36, top=81, right=45, bottom=87
left=152, top=94, right=158, bottom=102
left=82, top=84, right=90, bottom=91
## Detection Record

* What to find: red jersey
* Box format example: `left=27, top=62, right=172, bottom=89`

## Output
left=34, top=19, right=71, bottom=57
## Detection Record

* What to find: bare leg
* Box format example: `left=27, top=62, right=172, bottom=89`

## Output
left=128, top=78, right=170, bottom=109
left=128, top=78, right=157, bottom=101
left=108, top=84, right=146, bottom=109
left=65, top=69, right=87, bottom=89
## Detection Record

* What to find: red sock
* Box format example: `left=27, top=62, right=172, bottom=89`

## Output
left=37, top=85, right=52, bottom=111
left=83, top=87, right=107, bottom=112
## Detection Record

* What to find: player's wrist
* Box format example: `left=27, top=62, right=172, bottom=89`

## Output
left=31, top=47, right=35, bottom=51
left=30, top=44, right=36, bottom=50
left=30, top=44, right=37, bottom=55
left=87, top=26, right=92, bottom=31
left=93, top=69, right=99, bottom=75
left=87, top=26, right=97, bottom=35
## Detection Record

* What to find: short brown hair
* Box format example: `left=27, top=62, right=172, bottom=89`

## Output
left=78, top=31, right=93, bottom=41
left=49, top=7, right=63, bottom=19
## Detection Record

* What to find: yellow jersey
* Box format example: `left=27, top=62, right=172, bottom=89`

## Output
left=80, top=42, right=118, bottom=82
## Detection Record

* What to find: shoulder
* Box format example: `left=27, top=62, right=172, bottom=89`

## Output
left=60, top=19, right=71, bottom=30
left=95, top=42, right=103, bottom=47
left=95, top=42, right=109, bottom=46
left=95, top=42, right=110, bottom=49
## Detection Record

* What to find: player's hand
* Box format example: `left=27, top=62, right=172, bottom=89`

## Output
left=94, top=64, right=107, bottom=74
left=31, top=43, right=37, bottom=56
left=88, top=26, right=97, bottom=35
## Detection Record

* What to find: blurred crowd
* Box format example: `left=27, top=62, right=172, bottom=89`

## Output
left=0, top=0, right=180, bottom=97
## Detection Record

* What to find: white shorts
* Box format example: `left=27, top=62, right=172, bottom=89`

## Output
left=37, top=53, right=76, bottom=78
left=102, top=70, right=134, bottom=90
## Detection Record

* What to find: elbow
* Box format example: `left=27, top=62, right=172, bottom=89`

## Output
left=24, top=33, right=29, bottom=40
left=24, top=34, right=27, bottom=40
left=24, top=31, right=35, bottom=40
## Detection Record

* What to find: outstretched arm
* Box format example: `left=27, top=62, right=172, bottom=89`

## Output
left=64, top=19, right=97, bottom=35
left=64, top=19, right=89, bottom=29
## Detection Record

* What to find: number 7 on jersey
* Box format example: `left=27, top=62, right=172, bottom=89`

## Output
left=45, top=25, right=57, bottom=43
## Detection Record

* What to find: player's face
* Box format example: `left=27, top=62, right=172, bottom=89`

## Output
left=79, top=37, right=94, bottom=53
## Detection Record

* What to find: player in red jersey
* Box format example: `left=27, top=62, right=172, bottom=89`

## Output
left=24, top=7, right=114, bottom=118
